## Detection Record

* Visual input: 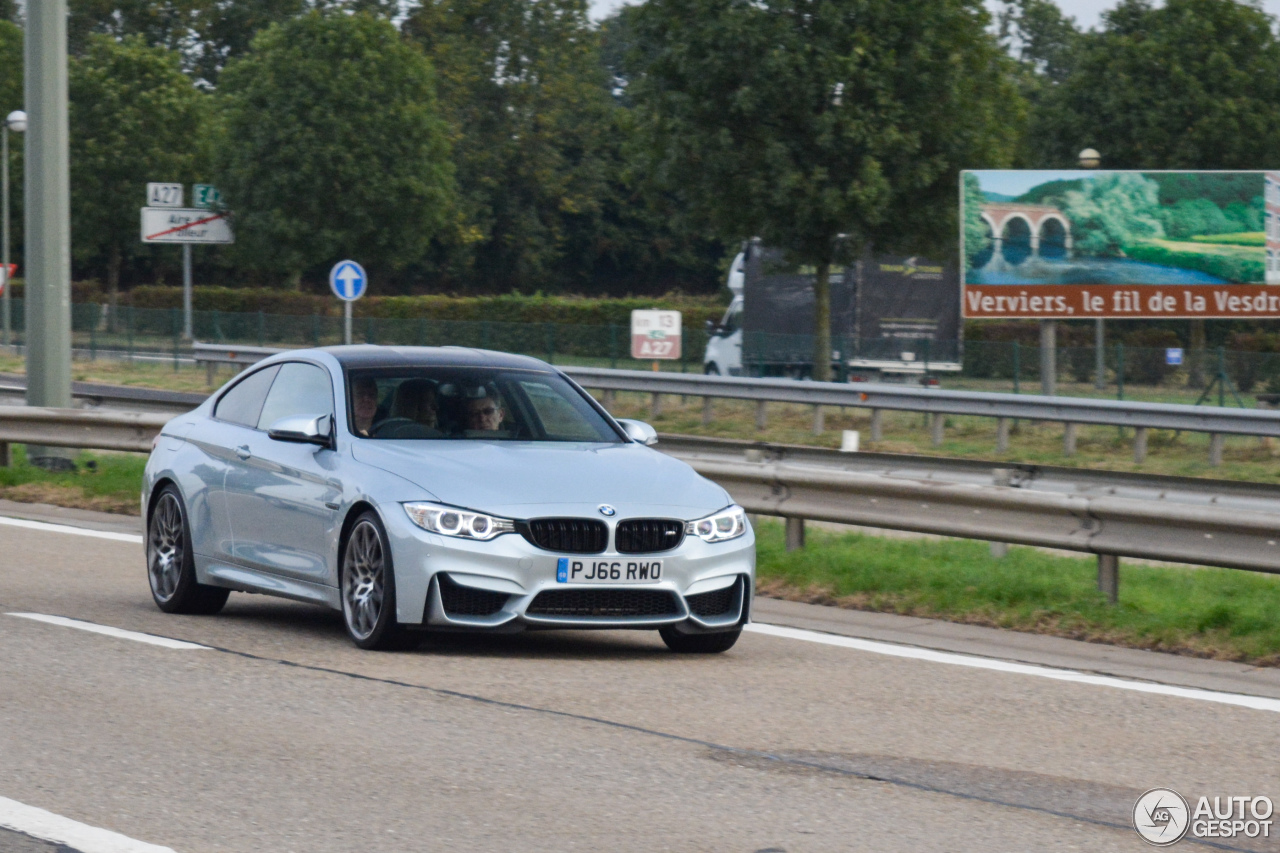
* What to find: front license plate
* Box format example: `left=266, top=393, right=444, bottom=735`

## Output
left=556, top=557, right=662, bottom=584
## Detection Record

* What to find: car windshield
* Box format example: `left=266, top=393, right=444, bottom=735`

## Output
left=345, top=367, right=623, bottom=442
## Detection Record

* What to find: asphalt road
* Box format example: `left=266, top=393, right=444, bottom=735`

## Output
left=1, top=505, right=1278, bottom=852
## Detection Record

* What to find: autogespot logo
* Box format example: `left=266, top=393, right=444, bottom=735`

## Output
left=1134, top=788, right=1191, bottom=846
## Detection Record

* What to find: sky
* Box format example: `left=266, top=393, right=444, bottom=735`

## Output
left=972, top=170, right=1097, bottom=198
left=588, top=0, right=1280, bottom=27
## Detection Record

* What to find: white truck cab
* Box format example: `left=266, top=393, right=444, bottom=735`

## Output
left=703, top=252, right=745, bottom=375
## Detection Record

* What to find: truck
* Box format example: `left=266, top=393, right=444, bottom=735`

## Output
left=703, top=241, right=962, bottom=382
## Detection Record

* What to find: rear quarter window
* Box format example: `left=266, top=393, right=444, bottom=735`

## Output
left=214, top=365, right=281, bottom=427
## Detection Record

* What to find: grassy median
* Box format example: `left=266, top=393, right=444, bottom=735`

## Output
left=753, top=519, right=1280, bottom=665
left=0, top=446, right=144, bottom=515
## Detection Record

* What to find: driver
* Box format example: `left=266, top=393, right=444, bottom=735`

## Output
left=466, top=393, right=504, bottom=431
left=351, top=377, right=379, bottom=436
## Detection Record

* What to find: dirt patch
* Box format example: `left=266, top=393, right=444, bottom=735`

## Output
left=755, top=577, right=1280, bottom=668
left=0, top=483, right=140, bottom=516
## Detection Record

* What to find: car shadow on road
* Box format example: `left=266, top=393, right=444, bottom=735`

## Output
left=215, top=596, right=679, bottom=661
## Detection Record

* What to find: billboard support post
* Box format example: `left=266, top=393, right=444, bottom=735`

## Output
left=1040, top=320, right=1056, bottom=396
left=1094, top=318, right=1105, bottom=390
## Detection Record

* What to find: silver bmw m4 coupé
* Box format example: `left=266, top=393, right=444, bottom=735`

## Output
left=142, top=346, right=754, bottom=652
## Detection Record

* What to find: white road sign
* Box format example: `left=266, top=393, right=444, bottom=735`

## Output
left=631, top=309, right=682, bottom=359
left=329, top=260, right=367, bottom=301
left=140, top=208, right=234, bottom=244
left=147, top=183, right=184, bottom=208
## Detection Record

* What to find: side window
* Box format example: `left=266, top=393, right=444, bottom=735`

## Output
left=214, top=365, right=280, bottom=427
left=722, top=307, right=742, bottom=335
left=256, top=363, right=334, bottom=430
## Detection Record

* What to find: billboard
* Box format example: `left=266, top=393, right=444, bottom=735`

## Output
left=858, top=255, right=960, bottom=350
left=961, top=170, right=1280, bottom=318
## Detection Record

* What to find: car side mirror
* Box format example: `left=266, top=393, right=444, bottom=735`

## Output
left=268, top=413, right=333, bottom=448
left=617, top=418, right=658, bottom=446
left=704, top=319, right=722, bottom=336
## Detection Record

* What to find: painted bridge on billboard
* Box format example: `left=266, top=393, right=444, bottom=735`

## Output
left=961, top=170, right=1280, bottom=318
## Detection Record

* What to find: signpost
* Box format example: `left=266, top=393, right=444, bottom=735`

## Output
left=140, top=199, right=233, bottom=339
left=329, top=260, right=367, bottom=345
left=630, top=310, right=682, bottom=367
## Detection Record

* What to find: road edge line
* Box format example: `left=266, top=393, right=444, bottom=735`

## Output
left=0, top=515, right=142, bottom=544
left=6, top=613, right=209, bottom=650
left=0, top=796, right=175, bottom=853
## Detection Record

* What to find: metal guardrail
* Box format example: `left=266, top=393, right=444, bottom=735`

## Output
left=561, top=367, right=1280, bottom=437
left=0, top=404, right=1275, bottom=601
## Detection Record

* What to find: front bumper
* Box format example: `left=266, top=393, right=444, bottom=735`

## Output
left=385, top=512, right=755, bottom=633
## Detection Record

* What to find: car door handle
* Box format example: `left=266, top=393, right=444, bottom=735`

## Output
left=235, top=445, right=251, bottom=460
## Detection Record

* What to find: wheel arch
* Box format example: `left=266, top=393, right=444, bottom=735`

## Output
left=146, top=476, right=180, bottom=529
left=336, top=500, right=380, bottom=574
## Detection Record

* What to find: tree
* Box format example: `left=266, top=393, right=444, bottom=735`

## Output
left=628, top=0, right=1023, bottom=378
left=69, top=35, right=205, bottom=301
left=405, top=0, right=615, bottom=292
left=963, top=173, right=990, bottom=262
left=1028, top=0, right=1280, bottom=169
left=213, top=12, right=455, bottom=286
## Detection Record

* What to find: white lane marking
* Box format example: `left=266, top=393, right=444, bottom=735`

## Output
left=747, top=622, right=1280, bottom=714
left=0, top=796, right=175, bottom=853
left=6, top=613, right=209, bottom=650
left=0, top=515, right=142, bottom=544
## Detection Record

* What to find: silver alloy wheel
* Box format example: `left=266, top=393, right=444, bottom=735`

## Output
left=343, top=520, right=385, bottom=640
left=148, top=492, right=184, bottom=602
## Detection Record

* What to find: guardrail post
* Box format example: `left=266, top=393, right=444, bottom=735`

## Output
left=996, top=417, right=1010, bottom=453
left=989, top=469, right=1011, bottom=558
left=756, top=399, right=767, bottom=431
left=1097, top=554, right=1119, bottom=604
left=1209, top=433, right=1224, bottom=467
left=206, top=360, right=215, bottom=387
left=650, top=392, right=662, bottom=419
left=1133, top=427, right=1148, bottom=463
left=0, top=442, right=11, bottom=466
left=1063, top=422, right=1077, bottom=456
left=930, top=412, right=944, bottom=447
left=812, top=405, right=824, bottom=435
left=702, top=396, right=713, bottom=426
left=870, top=409, right=882, bottom=441
left=785, top=517, right=805, bottom=551
left=602, top=389, right=615, bottom=411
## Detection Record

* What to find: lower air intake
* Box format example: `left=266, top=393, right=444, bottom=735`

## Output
left=526, top=588, right=679, bottom=618
left=686, top=578, right=741, bottom=618
left=438, top=574, right=510, bottom=617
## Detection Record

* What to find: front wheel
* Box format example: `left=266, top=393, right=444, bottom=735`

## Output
left=147, top=486, right=229, bottom=615
left=341, top=512, right=415, bottom=650
left=659, top=626, right=741, bottom=654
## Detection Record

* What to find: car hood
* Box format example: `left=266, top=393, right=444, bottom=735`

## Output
left=351, top=440, right=733, bottom=520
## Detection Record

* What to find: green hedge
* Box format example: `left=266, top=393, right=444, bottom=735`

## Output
left=1190, top=232, right=1266, bottom=247
left=118, top=285, right=727, bottom=327
left=1125, top=242, right=1265, bottom=283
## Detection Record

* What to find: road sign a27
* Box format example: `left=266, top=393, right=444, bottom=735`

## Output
left=631, top=309, right=682, bottom=360
left=329, top=260, right=367, bottom=302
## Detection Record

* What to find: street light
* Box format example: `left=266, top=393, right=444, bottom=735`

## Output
left=3, top=109, right=26, bottom=349
left=1078, top=147, right=1106, bottom=386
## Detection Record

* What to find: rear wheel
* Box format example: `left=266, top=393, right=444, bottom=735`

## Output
left=659, top=626, right=741, bottom=654
left=341, top=512, right=416, bottom=650
left=147, top=486, right=229, bottom=615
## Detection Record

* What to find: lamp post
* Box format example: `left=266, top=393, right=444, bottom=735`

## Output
left=2, top=109, right=25, bottom=349
left=1078, top=148, right=1105, bottom=389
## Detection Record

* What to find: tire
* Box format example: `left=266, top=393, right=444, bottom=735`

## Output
left=659, top=626, right=741, bottom=654
left=340, top=511, right=416, bottom=650
left=147, top=485, right=230, bottom=615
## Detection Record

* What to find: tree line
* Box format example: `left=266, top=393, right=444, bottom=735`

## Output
left=0, top=0, right=1278, bottom=313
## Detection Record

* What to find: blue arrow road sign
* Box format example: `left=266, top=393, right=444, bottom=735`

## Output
left=329, top=260, right=367, bottom=302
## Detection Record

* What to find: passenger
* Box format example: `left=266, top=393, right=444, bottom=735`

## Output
left=466, top=393, right=505, bottom=432
left=392, top=379, right=439, bottom=430
left=351, top=377, right=379, bottom=436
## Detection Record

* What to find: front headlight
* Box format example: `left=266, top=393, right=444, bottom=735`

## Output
left=403, top=502, right=515, bottom=541
left=686, top=505, right=748, bottom=543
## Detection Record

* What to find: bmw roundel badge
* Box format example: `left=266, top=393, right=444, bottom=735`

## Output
left=598, top=504, right=617, bottom=517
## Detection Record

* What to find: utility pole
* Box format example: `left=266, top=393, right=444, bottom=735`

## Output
left=25, top=0, right=74, bottom=469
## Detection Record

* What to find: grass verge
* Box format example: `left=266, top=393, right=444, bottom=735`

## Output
left=0, top=445, right=144, bottom=515
left=754, top=519, right=1280, bottom=665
